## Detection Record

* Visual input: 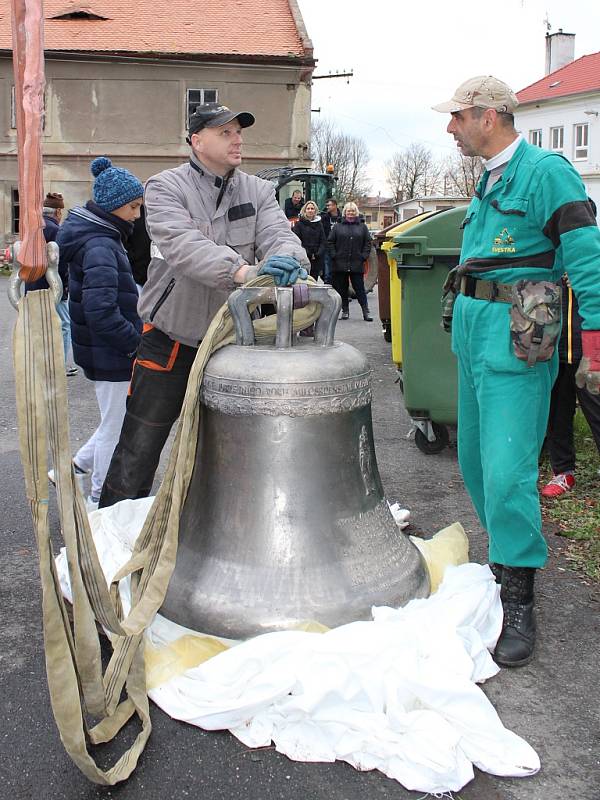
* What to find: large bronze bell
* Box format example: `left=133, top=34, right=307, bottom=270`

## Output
left=160, top=285, right=429, bottom=638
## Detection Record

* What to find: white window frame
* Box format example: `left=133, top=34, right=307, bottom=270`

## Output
left=550, top=126, right=564, bottom=152
left=573, top=123, right=589, bottom=160
left=186, top=88, right=218, bottom=121
left=529, top=129, right=542, bottom=148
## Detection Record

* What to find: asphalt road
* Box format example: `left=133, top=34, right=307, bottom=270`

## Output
left=0, top=280, right=598, bottom=800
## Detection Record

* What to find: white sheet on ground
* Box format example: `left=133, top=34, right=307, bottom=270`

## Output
left=55, top=498, right=540, bottom=794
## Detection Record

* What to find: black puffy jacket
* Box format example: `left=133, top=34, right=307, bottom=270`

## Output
left=292, top=216, right=326, bottom=260
left=57, top=202, right=142, bottom=382
left=327, top=219, right=372, bottom=273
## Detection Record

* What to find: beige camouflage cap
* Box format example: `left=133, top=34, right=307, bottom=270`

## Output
left=432, top=75, right=518, bottom=113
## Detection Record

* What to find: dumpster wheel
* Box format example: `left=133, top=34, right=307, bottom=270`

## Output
left=414, top=422, right=449, bottom=455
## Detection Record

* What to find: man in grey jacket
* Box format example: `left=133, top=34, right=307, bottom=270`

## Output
left=99, top=103, right=309, bottom=507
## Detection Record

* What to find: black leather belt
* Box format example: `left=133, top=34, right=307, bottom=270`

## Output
left=460, top=275, right=512, bottom=304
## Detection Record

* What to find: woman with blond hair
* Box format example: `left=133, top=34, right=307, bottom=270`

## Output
left=292, top=200, right=326, bottom=280
left=327, top=201, right=373, bottom=321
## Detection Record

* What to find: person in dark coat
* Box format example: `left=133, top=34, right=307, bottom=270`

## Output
left=55, top=156, right=143, bottom=508
left=541, top=198, right=600, bottom=497
left=327, top=201, right=373, bottom=321
left=542, top=283, right=600, bottom=496
left=320, top=198, right=343, bottom=283
left=292, top=201, right=326, bottom=280
left=284, top=190, right=304, bottom=220
left=25, top=192, right=78, bottom=375
left=320, top=197, right=343, bottom=239
left=126, top=203, right=152, bottom=290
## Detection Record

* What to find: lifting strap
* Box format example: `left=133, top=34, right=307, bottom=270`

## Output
left=13, top=280, right=318, bottom=783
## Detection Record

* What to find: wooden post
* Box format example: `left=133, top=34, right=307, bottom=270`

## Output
left=10, top=0, right=47, bottom=283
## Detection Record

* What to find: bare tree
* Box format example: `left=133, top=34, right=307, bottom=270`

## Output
left=442, top=152, right=485, bottom=197
left=311, top=118, right=371, bottom=201
left=345, top=136, right=371, bottom=200
left=385, top=143, right=444, bottom=201
left=311, top=118, right=342, bottom=173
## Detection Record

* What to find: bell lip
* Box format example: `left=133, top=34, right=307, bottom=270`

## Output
left=160, top=532, right=431, bottom=640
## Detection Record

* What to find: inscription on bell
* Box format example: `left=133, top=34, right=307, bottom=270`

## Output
left=201, top=372, right=373, bottom=417
left=203, top=374, right=371, bottom=398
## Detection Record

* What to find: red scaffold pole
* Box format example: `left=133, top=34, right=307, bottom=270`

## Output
left=10, top=0, right=47, bottom=284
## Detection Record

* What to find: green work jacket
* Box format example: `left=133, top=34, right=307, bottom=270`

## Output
left=460, top=138, right=600, bottom=330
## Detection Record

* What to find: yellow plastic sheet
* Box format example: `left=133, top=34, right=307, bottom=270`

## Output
left=145, top=635, right=229, bottom=690
left=410, top=522, right=469, bottom=593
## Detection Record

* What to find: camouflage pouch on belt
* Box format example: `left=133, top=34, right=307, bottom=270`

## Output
left=510, top=280, right=561, bottom=366
left=441, top=267, right=459, bottom=333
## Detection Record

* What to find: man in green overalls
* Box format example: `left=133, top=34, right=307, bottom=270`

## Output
left=433, top=76, right=600, bottom=667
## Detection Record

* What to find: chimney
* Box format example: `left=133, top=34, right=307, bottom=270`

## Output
left=545, top=30, right=575, bottom=75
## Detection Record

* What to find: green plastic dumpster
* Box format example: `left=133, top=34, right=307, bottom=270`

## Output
left=388, top=205, right=465, bottom=454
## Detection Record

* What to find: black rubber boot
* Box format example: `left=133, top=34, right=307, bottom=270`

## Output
left=361, top=305, right=373, bottom=322
left=494, top=566, right=536, bottom=667
left=340, top=309, right=349, bottom=320
left=489, top=562, right=503, bottom=583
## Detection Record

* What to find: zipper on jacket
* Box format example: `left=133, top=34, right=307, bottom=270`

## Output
left=149, top=278, right=176, bottom=322
left=567, top=286, right=573, bottom=364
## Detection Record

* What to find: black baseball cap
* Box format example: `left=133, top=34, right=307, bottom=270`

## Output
left=188, top=103, right=255, bottom=136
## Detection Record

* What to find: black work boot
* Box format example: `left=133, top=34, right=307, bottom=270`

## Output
left=361, top=305, right=373, bottom=322
left=494, top=566, right=536, bottom=668
left=340, top=308, right=349, bottom=320
left=489, top=562, right=503, bottom=583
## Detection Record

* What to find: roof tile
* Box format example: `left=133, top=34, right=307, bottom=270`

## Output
left=0, top=0, right=310, bottom=59
left=517, top=51, right=600, bottom=104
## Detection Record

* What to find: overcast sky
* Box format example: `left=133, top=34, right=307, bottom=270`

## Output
left=296, top=0, right=600, bottom=196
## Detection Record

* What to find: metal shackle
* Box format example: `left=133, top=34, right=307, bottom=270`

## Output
left=7, top=240, right=63, bottom=310
left=228, top=284, right=342, bottom=349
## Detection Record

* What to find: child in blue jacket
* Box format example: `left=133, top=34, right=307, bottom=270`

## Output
left=56, top=157, right=143, bottom=508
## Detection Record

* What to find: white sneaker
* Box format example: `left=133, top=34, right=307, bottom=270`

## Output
left=48, top=462, right=90, bottom=494
left=86, top=496, right=99, bottom=512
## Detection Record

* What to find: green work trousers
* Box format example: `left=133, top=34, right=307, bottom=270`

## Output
left=451, top=294, right=558, bottom=568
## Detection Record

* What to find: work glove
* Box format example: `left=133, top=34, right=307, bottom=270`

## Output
left=575, top=330, right=600, bottom=394
left=258, top=255, right=308, bottom=286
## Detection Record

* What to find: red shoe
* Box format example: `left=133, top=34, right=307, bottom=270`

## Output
left=541, top=472, right=575, bottom=498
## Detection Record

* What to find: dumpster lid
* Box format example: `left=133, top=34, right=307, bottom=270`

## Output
left=380, top=209, right=445, bottom=252
left=390, top=206, right=465, bottom=257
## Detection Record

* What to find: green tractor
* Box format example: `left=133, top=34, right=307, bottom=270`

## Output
left=255, top=165, right=378, bottom=293
left=255, top=165, right=336, bottom=222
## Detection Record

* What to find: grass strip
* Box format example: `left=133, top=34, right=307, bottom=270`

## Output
left=540, top=409, right=600, bottom=581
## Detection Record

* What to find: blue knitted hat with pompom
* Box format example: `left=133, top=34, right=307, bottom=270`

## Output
left=90, top=156, right=144, bottom=212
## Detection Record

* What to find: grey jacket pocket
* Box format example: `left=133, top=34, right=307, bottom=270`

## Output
left=227, top=223, right=256, bottom=264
